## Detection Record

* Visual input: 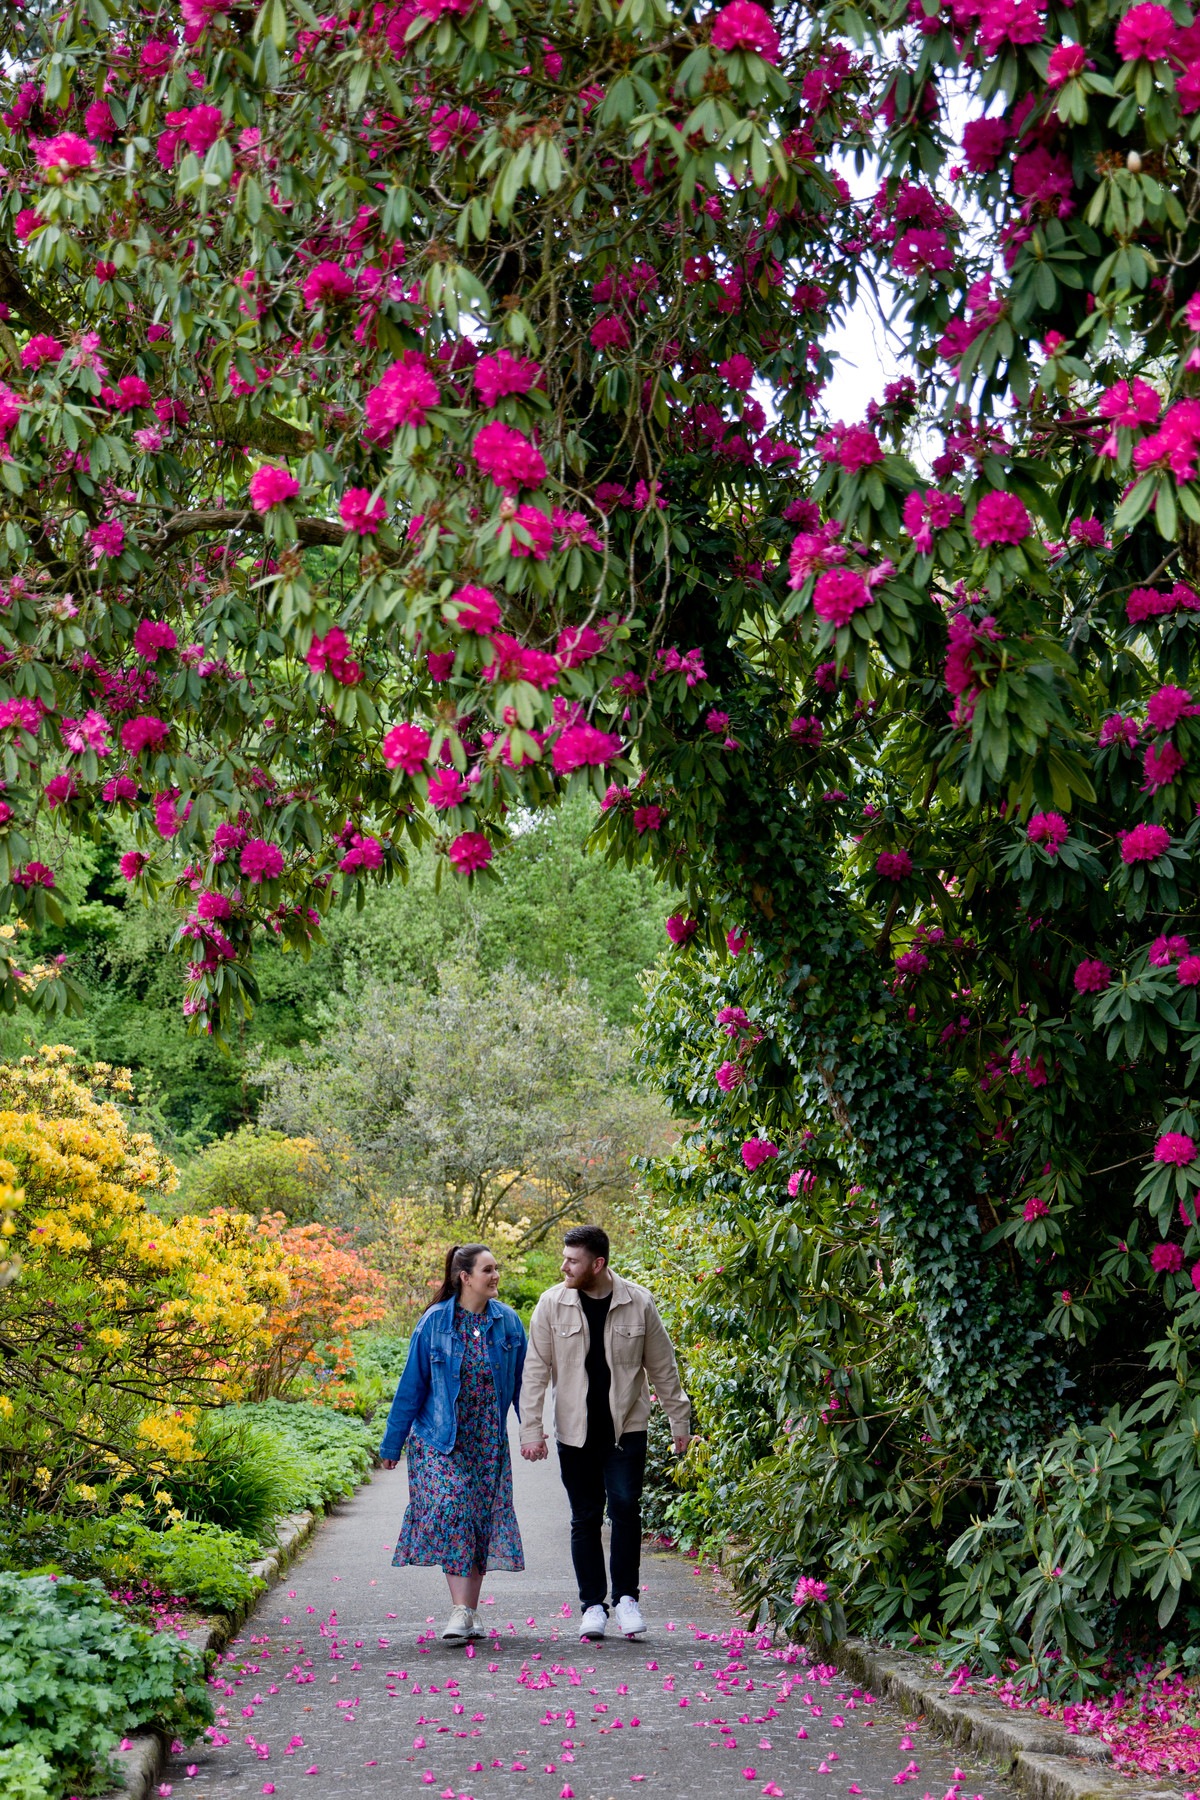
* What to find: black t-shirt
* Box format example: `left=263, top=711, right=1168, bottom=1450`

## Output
left=579, top=1290, right=614, bottom=1448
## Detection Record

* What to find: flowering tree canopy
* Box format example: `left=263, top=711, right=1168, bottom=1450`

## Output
left=8, top=0, right=1200, bottom=1672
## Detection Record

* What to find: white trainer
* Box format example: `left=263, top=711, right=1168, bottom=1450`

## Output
left=441, top=1604, right=473, bottom=1643
left=613, top=1594, right=646, bottom=1638
left=467, top=1610, right=486, bottom=1640
left=579, top=1603, right=608, bottom=1640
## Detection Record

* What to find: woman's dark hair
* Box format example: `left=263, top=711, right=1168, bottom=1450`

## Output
left=426, top=1243, right=492, bottom=1310
left=563, top=1223, right=610, bottom=1265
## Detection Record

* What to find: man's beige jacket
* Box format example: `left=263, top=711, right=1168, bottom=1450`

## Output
left=519, top=1272, right=690, bottom=1449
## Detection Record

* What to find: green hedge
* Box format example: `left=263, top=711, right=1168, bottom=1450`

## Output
left=0, top=1572, right=212, bottom=1799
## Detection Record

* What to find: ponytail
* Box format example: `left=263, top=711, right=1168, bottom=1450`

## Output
left=425, top=1242, right=490, bottom=1311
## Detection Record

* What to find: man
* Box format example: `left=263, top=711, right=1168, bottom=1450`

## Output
left=519, top=1224, right=691, bottom=1642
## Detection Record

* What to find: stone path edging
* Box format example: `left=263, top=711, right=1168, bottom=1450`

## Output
left=837, top=1636, right=1185, bottom=1800
left=98, top=1505, right=321, bottom=1800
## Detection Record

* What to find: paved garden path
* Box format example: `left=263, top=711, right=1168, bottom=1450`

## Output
left=167, top=1423, right=1018, bottom=1800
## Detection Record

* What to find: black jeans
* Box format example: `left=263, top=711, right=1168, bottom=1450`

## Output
left=557, top=1430, right=647, bottom=1611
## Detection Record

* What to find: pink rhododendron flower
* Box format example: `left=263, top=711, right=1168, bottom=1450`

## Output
left=448, top=831, right=492, bottom=872
left=120, top=851, right=150, bottom=881
left=1155, top=1132, right=1196, bottom=1165
left=1046, top=40, right=1087, bottom=81
left=1098, top=377, right=1161, bottom=428
left=727, top=928, right=748, bottom=955
left=1114, top=2, right=1177, bottom=61
left=1074, top=959, right=1111, bottom=994
left=382, top=722, right=431, bottom=773
left=1143, top=743, right=1185, bottom=790
left=508, top=504, right=553, bottom=559
left=552, top=724, right=623, bottom=773
left=665, top=913, right=699, bottom=946
left=715, top=1061, right=745, bottom=1091
left=1151, top=933, right=1190, bottom=966
left=1147, top=684, right=1196, bottom=732
left=452, top=585, right=502, bottom=634
left=634, top=804, right=666, bottom=833
left=240, top=838, right=284, bottom=882
left=741, top=1137, right=779, bottom=1171
left=1120, top=822, right=1171, bottom=862
left=474, top=351, right=541, bottom=406
left=339, top=488, right=387, bottom=535
left=1152, top=1241, right=1185, bottom=1272
left=1100, top=713, right=1142, bottom=747
left=303, top=261, right=355, bottom=310
left=14, top=861, right=54, bottom=888
left=427, top=768, right=468, bottom=810
left=196, top=890, right=231, bottom=920
left=364, top=353, right=440, bottom=438
left=121, top=715, right=170, bottom=754
left=90, top=520, right=126, bottom=559
left=44, top=773, right=75, bottom=808
left=307, top=628, right=361, bottom=685
left=818, top=422, right=884, bottom=472
left=971, top=490, right=1031, bottom=545
left=134, top=618, right=178, bottom=661
left=486, top=634, right=560, bottom=689
left=718, top=353, right=755, bottom=391
left=20, top=335, right=62, bottom=371
left=1023, top=1196, right=1049, bottom=1221
left=1027, top=811, right=1069, bottom=855
left=977, top=0, right=1046, bottom=57
left=214, top=822, right=249, bottom=851
left=36, top=133, right=96, bottom=174
left=876, top=849, right=913, bottom=880
left=710, top=0, right=781, bottom=62
left=427, top=651, right=455, bottom=681
left=813, top=568, right=870, bottom=628
left=340, top=833, right=384, bottom=873
left=557, top=625, right=604, bottom=667
left=249, top=466, right=300, bottom=511
left=961, top=116, right=1009, bottom=173
left=1179, top=956, right=1200, bottom=987
left=472, top=422, right=547, bottom=491
left=429, top=104, right=483, bottom=154
left=792, top=1577, right=828, bottom=1605
left=894, top=949, right=929, bottom=975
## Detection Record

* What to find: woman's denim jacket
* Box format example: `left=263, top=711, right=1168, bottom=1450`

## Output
left=378, top=1298, right=527, bottom=1459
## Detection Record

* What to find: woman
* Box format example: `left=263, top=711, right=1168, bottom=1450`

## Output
left=378, top=1243, right=527, bottom=1643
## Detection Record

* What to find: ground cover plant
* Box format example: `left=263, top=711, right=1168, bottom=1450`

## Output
left=8, top=0, right=1200, bottom=1701
left=0, top=1570, right=212, bottom=1799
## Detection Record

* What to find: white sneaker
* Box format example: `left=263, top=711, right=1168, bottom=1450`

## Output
left=579, top=1603, right=608, bottom=1640
left=613, top=1594, right=646, bottom=1638
left=467, top=1610, right=486, bottom=1640
left=441, top=1604, right=473, bottom=1643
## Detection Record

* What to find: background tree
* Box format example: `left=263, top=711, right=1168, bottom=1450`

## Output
left=258, top=963, right=666, bottom=1244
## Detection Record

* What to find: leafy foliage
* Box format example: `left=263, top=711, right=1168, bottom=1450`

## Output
left=218, top=1399, right=376, bottom=1514
left=0, top=1571, right=212, bottom=1797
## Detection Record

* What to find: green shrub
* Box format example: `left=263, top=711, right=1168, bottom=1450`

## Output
left=0, top=1744, right=56, bottom=1800
left=223, top=1400, right=375, bottom=1512
left=0, top=1513, right=264, bottom=1616
left=0, top=1572, right=212, bottom=1798
left=158, top=1411, right=306, bottom=1544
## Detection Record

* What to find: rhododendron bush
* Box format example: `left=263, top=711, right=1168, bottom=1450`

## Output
left=0, top=1047, right=287, bottom=1506
left=7, top=0, right=1200, bottom=1687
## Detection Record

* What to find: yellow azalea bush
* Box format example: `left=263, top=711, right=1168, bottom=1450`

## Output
left=0, top=1047, right=288, bottom=1507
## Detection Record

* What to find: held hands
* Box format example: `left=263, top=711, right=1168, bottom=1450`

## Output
left=520, top=1439, right=550, bottom=1461
left=379, top=1457, right=400, bottom=1470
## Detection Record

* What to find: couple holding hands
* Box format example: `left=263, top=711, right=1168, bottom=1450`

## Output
left=378, top=1225, right=691, bottom=1645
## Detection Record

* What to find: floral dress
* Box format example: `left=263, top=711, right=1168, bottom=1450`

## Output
left=393, top=1301, right=524, bottom=1576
